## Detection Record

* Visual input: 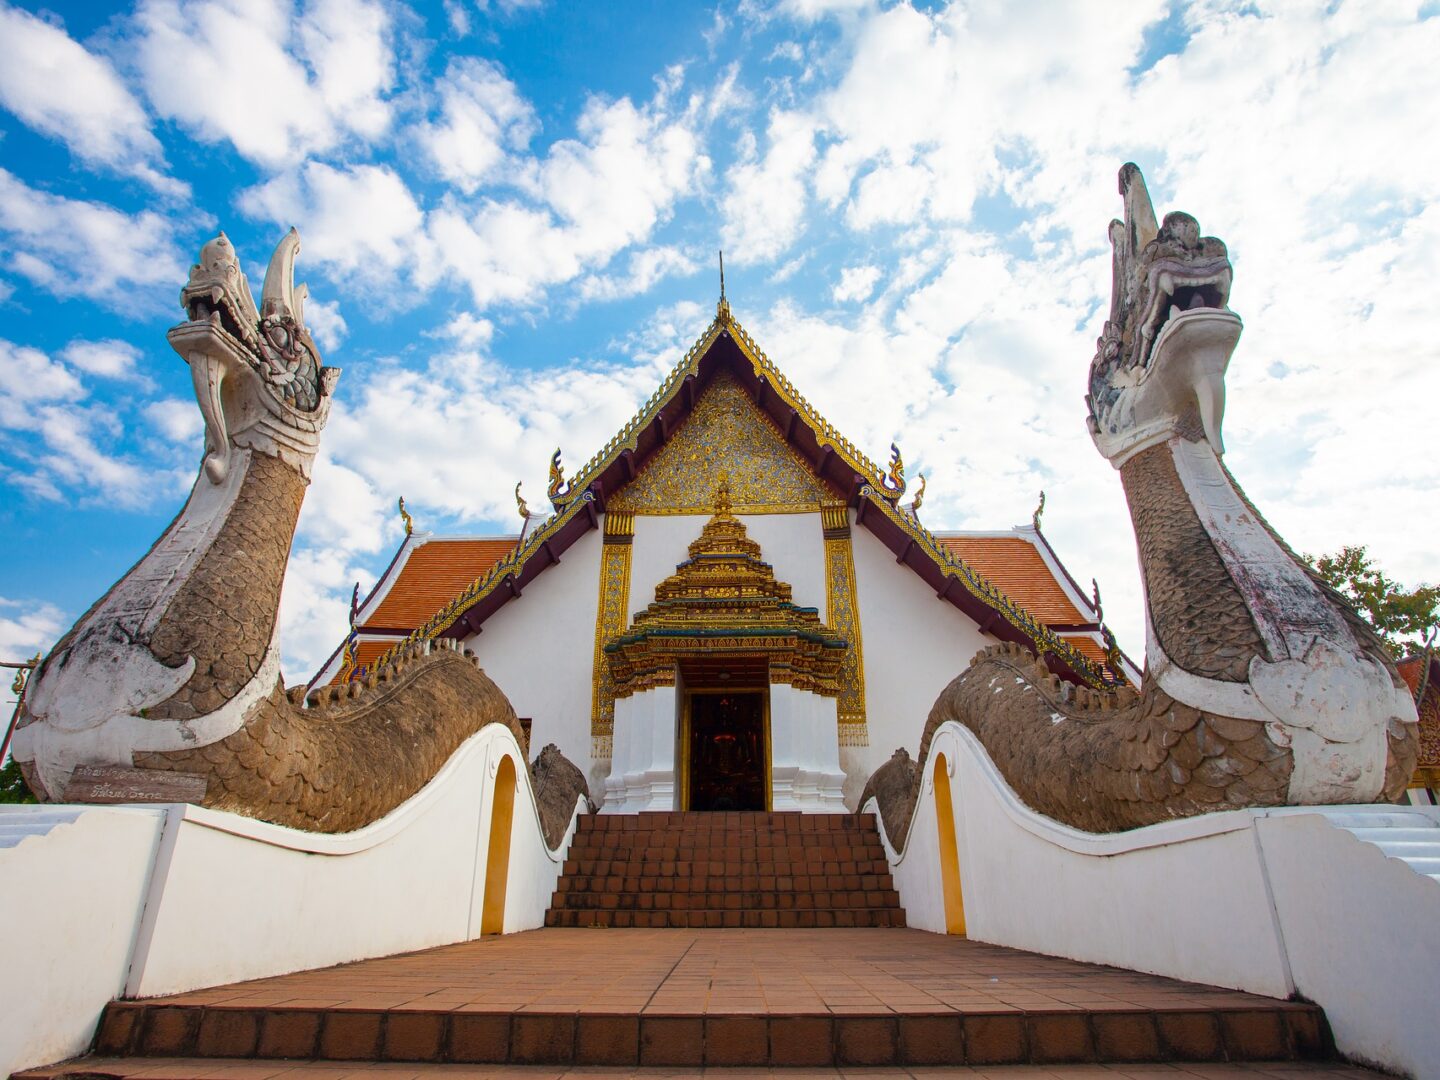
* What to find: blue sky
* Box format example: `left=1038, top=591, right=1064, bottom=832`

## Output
left=1, top=0, right=1438, bottom=690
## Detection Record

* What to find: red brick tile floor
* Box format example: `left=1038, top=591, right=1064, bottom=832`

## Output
left=140, top=930, right=1296, bottom=1017
left=15, top=1059, right=1390, bottom=1078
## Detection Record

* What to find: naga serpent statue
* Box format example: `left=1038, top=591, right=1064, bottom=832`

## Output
left=11, top=230, right=585, bottom=835
left=868, top=164, right=1419, bottom=835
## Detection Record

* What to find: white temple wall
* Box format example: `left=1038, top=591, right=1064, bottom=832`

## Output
left=873, top=720, right=1440, bottom=1080
left=0, top=807, right=166, bottom=1077
left=628, top=512, right=828, bottom=617
left=0, top=723, right=582, bottom=1078
left=847, top=523, right=990, bottom=801
left=465, top=526, right=602, bottom=772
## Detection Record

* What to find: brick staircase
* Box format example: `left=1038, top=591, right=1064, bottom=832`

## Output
left=545, top=811, right=904, bottom=928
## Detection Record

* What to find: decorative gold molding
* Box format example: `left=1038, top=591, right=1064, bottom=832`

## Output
left=609, top=372, right=830, bottom=516
left=821, top=502, right=867, bottom=746
left=605, top=482, right=847, bottom=701
left=590, top=510, right=635, bottom=760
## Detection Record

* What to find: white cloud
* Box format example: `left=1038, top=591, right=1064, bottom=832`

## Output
left=419, top=58, right=538, bottom=193
left=239, top=161, right=424, bottom=288
left=145, top=398, right=205, bottom=444
left=420, top=93, right=708, bottom=308
left=304, top=297, right=348, bottom=352
left=0, top=338, right=170, bottom=509
left=0, top=597, right=66, bottom=661
left=0, top=4, right=185, bottom=196
left=131, top=0, right=396, bottom=168
left=832, top=263, right=880, bottom=304
left=0, top=169, right=185, bottom=310
left=721, top=108, right=816, bottom=262
left=60, top=339, right=149, bottom=383
left=577, top=246, right=698, bottom=303
left=429, top=311, right=495, bottom=348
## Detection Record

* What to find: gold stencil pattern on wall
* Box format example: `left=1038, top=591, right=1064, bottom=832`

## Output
left=821, top=502, right=868, bottom=747
left=609, top=371, right=832, bottom=515
left=590, top=511, right=635, bottom=760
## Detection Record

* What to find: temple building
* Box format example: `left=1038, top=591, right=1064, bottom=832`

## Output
left=311, top=298, right=1136, bottom=811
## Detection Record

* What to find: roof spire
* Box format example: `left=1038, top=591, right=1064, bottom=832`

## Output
left=717, top=250, right=730, bottom=321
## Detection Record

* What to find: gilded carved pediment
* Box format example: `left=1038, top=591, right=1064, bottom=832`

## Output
left=608, top=371, right=832, bottom=515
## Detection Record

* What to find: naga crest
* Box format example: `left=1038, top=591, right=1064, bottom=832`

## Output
left=1087, top=164, right=1239, bottom=466
left=169, top=229, right=339, bottom=483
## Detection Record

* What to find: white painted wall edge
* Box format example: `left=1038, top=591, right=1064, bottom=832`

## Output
left=872, top=721, right=1430, bottom=863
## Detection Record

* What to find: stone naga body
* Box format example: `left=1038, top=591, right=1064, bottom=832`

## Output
left=10, top=231, right=560, bottom=833
left=877, top=165, right=1419, bottom=834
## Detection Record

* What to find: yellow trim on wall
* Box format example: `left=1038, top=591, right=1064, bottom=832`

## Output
left=480, top=755, right=517, bottom=935
left=933, top=753, right=966, bottom=936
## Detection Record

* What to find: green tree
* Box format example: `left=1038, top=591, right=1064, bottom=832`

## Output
left=1305, top=545, right=1438, bottom=662
left=0, top=759, right=36, bottom=804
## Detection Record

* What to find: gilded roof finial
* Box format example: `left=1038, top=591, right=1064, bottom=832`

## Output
left=883, top=442, right=906, bottom=498
left=1090, top=578, right=1103, bottom=624
left=717, top=250, right=730, bottom=321
left=1032, top=490, right=1046, bottom=530
left=514, top=481, right=529, bottom=520
left=909, top=473, right=926, bottom=515
left=398, top=496, right=413, bottom=535
left=548, top=448, right=572, bottom=508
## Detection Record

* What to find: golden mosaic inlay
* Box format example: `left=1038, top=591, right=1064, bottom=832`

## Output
left=605, top=480, right=847, bottom=698
left=590, top=510, right=634, bottom=760
left=609, top=371, right=831, bottom=516
left=821, top=502, right=868, bottom=747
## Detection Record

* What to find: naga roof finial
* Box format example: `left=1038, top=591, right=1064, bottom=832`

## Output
left=514, top=481, right=530, bottom=520
left=398, top=496, right=414, bottom=535
left=909, top=473, right=927, bottom=516
left=882, top=442, right=906, bottom=498
left=548, top=449, right=572, bottom=509
left=1032, top=490, right=1046, bottom=530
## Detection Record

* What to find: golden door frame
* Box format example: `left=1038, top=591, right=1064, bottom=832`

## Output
left=678, top=686, right=773, bottom=812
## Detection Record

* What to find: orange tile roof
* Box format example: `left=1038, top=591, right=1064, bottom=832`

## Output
left=364, top=538, right=517, bottom=630
left=937, top=536, right=1087, bottom=625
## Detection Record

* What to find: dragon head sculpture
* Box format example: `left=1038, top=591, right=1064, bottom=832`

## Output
left=1087, top=163, right=1239, bottom=466
left=169, top=229, right=339, bottom=483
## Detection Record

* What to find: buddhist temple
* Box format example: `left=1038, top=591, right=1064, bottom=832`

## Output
left=3, top=167, right=1437, bottom=1080
left=309, top=298, right=1135, bottom=814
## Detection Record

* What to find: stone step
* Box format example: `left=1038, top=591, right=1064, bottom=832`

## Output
left=542, top=910, right=913, bottom=929
left=11, top=1059, right=1382, bottom=1077
left=552, top=869, right=887, bottom=887
left=77, top=996, right=1327, bottom=1069
left=548, top=812, right=900, bottom=929
left=551, top=890, right=902, bottom=910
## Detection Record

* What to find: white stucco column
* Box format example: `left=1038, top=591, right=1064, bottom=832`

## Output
left=769, top=683, right=847, bottom=812
left=600, top=685, right=679, bottom=813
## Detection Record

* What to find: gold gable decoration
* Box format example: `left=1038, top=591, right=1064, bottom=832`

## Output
left=604, top=479, right=847, bottom=698
left=609, top=371, right=831, bottom=515
left=378, top=301, right=1118, bottom=692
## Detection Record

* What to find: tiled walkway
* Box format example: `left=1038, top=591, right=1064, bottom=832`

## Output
left=151, top=929, right=1285, bottom=1016
left=89, top=930, right=1328, bottom=1068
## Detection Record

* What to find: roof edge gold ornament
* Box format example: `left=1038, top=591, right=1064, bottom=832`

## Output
left=514, top=481, right=530, bottom=520
left=548, top=448, right=573, bottom=510
left=882, top=442, right=906, bottom=499
left=717, top=250, right=730, bottom=323
left=398, top=496, right=414, bottom=536
left=1032, top=489, right=1046, bottom=530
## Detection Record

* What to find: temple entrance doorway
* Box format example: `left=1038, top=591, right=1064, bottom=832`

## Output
left=683, top=689, right=769, bottom=811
